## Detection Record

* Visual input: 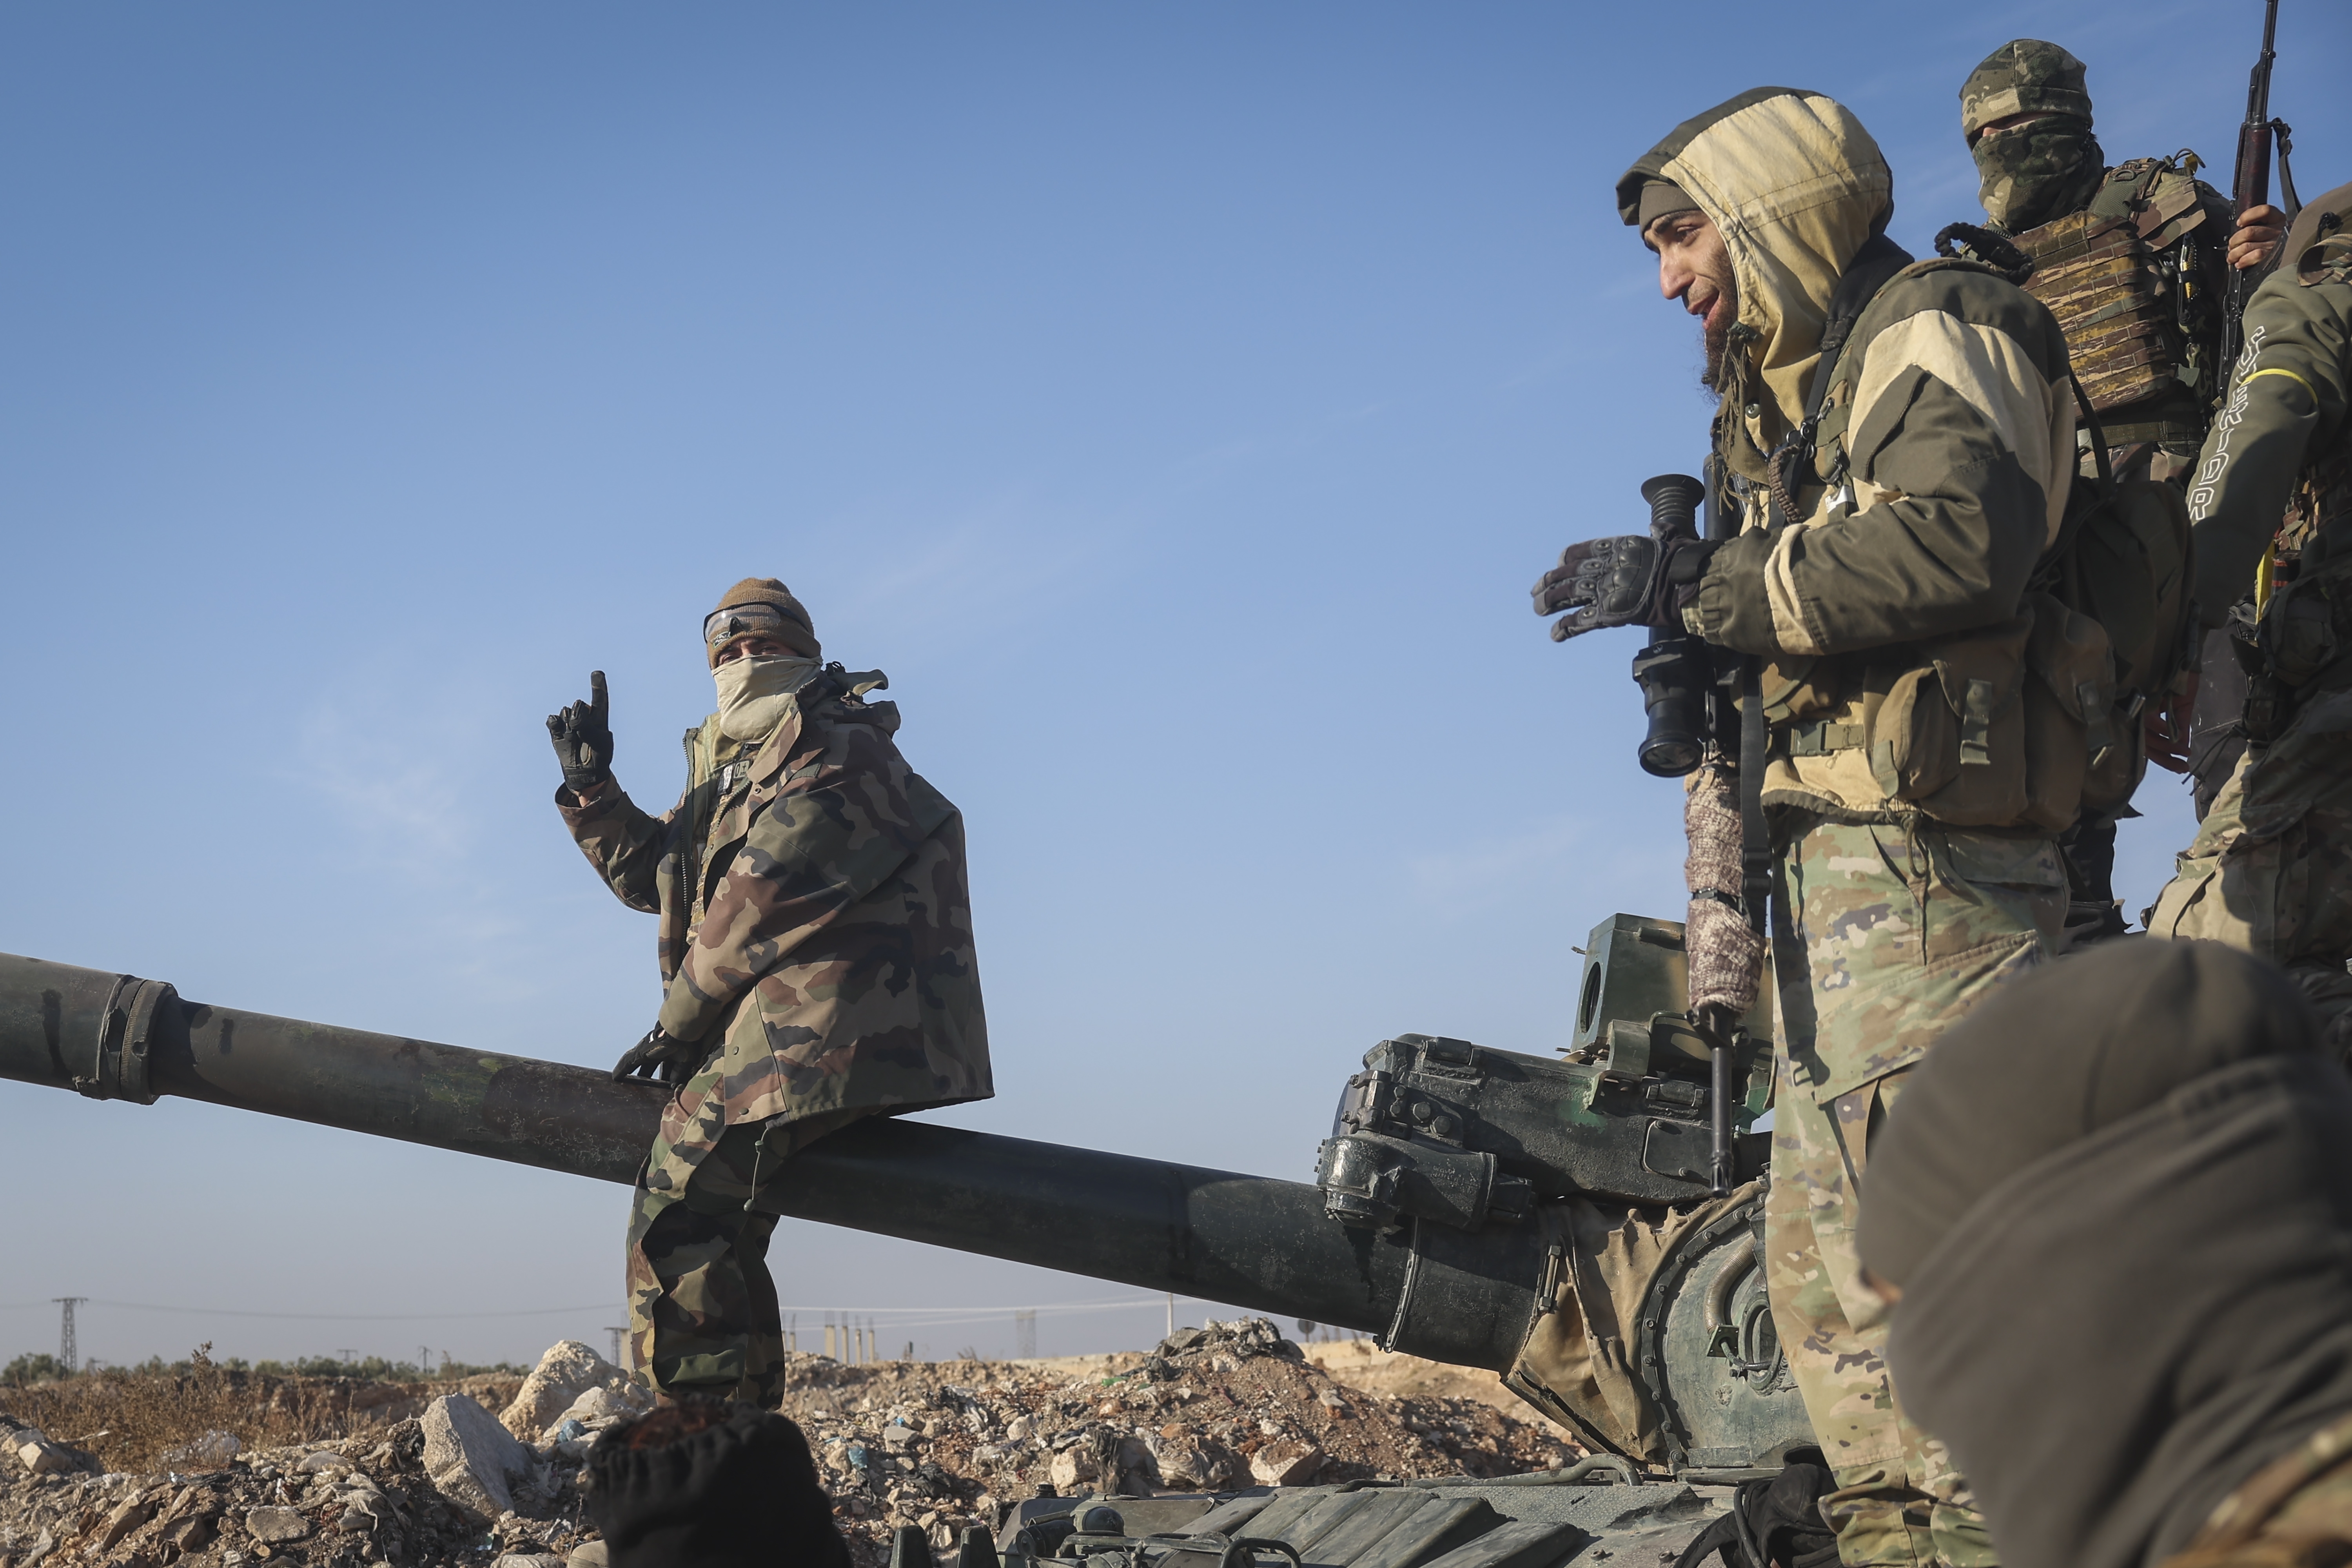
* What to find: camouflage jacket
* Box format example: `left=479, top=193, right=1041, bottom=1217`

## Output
left=559, top=669, right=991, bottom=1129
left=2189, top=180, right=2352, bottom=690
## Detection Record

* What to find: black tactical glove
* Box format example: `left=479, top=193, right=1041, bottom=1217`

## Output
left=547, top=670, right=615, bottom=797
left=612, top=1025, right=703, bottom=1085
left=1532, top=537, right=1719, bottom=643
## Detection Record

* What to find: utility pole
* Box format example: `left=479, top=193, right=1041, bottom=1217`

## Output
left=1166, top=1294, right=1176, bottom=1339
left=53, top=1299, right=87, bottom=1374
left=1014, top=1309, right=1036, bottom=1359
left=604, top=1327, right=628, bottom=1369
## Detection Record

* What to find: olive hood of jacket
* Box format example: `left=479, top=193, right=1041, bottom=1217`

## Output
left=1617, top=87, right=1895, bottom=446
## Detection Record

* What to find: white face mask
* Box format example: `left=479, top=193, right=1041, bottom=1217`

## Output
left=713, top=655, right=822, bottom=742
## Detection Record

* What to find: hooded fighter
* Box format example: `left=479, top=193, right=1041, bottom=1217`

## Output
left=1534, top=88, right=2085, bottom=1565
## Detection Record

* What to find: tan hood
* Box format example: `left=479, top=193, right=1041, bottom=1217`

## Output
left=1618, top=88, right=1894, bottom=446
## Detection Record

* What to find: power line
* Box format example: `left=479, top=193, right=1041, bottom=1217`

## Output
left=0, top=1293, right=1183, bottom=1328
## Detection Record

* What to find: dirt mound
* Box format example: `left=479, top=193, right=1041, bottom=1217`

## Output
left=1299, top=1341, right=1526, bottom=1414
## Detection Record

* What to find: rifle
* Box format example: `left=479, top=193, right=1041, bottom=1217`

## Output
left=2221, top=0, right=2300, bottom=376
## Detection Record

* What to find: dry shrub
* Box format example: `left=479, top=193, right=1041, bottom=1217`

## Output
left=0, top=1345, right=522, bottom=1474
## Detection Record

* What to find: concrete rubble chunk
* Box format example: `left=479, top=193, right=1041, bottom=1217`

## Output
left=425, top=1392, right=539, bottom=1520
left=245, top=1505, right=314, bottom=1544
left=492, top=1555, right=568, bottom=1568
left=540, top=1380, right=653, bottom=1443
left=94, top=1491, right=155, bottom=1550
left=567, top=1543, right=611, bottom=1568
left=501, top=1340, right=626, bottom=1439
left=1047, top=1446, right=1099, bottom=1490
left=1, top=1416, right=98, bottom=1478
left=1249, top=1437, right=1325, bottom=1487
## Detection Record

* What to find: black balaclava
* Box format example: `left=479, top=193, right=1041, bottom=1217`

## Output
left=1960, top=40, right=2107, bottom=232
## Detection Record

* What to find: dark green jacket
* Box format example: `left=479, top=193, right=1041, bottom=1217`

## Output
left=2188, top=179, right=2352, bottom=661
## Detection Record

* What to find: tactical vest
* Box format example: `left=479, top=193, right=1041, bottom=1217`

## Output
left=2009, top=156, right=2228, bottom=450
left=1745, top=256, right=2192, bottom=834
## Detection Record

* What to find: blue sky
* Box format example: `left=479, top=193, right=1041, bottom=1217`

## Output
left=4, top=2, right=2346, bottom=1369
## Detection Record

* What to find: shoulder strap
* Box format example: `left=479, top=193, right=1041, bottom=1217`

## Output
left=2032, top=373, right=2116, bottom=588
left=1804, top=234, right=1915, bottom=423
left=1761, top=234, right=1914, bottom=524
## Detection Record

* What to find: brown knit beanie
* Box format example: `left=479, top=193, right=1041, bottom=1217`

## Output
left=704, top=577, right=820, bottom=666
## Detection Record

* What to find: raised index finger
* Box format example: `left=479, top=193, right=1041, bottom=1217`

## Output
left=589, top=670, right=608, bottom=724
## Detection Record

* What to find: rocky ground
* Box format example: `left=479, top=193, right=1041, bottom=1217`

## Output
left=0, top=1322, right=1579, bottom=1568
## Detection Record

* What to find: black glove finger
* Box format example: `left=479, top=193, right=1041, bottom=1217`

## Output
left=1550, top=606, right=1611, bottom=642
left=1534, top=539, right=1628, bottom=618
left=1532, top=552, right=1604, bottom=616
left=547, top=713, right=567, bottom=742
left=589, top=671, right=609, bottom=733
left=611, top=1029, right=662, bottom=1082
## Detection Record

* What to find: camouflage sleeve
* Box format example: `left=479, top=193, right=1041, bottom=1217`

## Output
left=653, top=717, right=955, bottom=1044
left=2188, top=258, right=2352, bottom=620
left=1692, top=268, right=2074, bottom=656
left=556, top=777, right=676, bottom=916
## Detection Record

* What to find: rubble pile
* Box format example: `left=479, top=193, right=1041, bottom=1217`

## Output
left=0, top=1324, right=1577, bottom=1568
left=0, top=1342, right=646, bottom=1568
left=771, top=1319, right=1579, bottom=1567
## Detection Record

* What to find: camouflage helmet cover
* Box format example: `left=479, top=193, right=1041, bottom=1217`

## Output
left=1960, top=39, right=2093, bottom=141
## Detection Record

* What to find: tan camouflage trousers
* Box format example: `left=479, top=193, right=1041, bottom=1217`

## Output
left=625, top=1056, right=872, bottom=1404
left=1768, top=818, right=2066, bottom=1567
left=2147, top=686, right=2352, bottom=1047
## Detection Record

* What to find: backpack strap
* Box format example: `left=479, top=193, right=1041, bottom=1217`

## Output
left=2034, top=372, right=2116, bottom=586
left=1764, top=234, right=1916, bottom=524
left=1807, top=234, right=1916, bottom=424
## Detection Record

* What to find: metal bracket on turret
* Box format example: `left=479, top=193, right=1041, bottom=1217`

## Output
left=71, top=974, right=176, bottom=1105
left=1314, top=1130, right=1532, bottom=1234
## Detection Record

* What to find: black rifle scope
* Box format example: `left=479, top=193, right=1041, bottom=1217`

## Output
left=1632, top=473, right=1712, bottom=779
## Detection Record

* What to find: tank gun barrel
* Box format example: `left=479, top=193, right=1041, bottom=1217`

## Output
left=0, top=953, right=1539, bottom=1369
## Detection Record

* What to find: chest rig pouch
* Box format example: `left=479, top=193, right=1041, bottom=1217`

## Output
left=1762, top=255, right=2155, bottom=832
left=2011, top=157, right=2217, bottom=421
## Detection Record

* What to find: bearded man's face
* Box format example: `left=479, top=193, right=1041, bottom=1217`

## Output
left=1645, top=209, right=1739, bottom=391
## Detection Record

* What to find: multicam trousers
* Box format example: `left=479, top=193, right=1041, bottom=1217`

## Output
left=1768, top=818, right=2067, bottom=1567
left=625, top=1055, right=873, bottom=1404
left=2146, top=686, right=2352, bottom=1047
